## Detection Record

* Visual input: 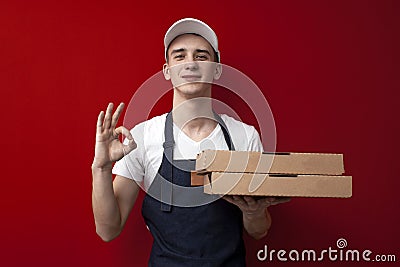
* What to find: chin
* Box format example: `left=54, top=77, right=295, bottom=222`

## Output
left=176, top=83, right=211, bottom=96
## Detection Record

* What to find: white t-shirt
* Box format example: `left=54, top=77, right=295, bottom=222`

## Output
left=112, top=113, right=264, bottom=191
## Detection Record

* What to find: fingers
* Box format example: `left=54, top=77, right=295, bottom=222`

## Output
left=115, top=126, right=137, bottom=155
left=243, top=196, right=258, bottom=209
left=98, top=102, right=125, bottom=131
left=114, top=126, right=132, bottom=139
left=224, top=196, right=267, bottom=209
left=111, top=103, right=125, bottom=129
left=222, top=196, right=235, bottom=205
left=103, top=103, right=114, bottom=129
left=231, top=196, right=253, bottom=211
left=222, top=195, right=292, bottom=209
left=96, top=111, right=104, bottom=132
left=262, top=197, right=291, bottom=207
left=232, top=196, right=247, bottom=208
left=223, top=195, right=246, bottom=209
left=126, top=138, right=137, bottom=151
left=124, top=138, right=137, bottom=155
left=270, top=197, right=291, bottom=206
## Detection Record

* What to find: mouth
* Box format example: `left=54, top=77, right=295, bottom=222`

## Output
left=181, top=75, right=202, bottom=82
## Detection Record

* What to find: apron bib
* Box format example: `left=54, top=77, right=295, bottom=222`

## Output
left=141, top=112, right=245, bottom=267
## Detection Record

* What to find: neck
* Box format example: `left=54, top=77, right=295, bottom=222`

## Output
left=172, top=89, right=216, bottom=139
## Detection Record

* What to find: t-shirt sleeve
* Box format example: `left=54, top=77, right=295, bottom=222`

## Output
left=248, top=127, right=264, bottom=152
left=112, top=124, right=145, bottom=183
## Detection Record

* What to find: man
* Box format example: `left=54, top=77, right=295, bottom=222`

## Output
left=92, top=18, right=289, bottom=266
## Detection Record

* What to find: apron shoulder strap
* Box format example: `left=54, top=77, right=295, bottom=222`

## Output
left=213, top=111, right=236, bottom=151
left=160, top=111, right=235, bottom=212
left=161, top=112, right=174, bottom=212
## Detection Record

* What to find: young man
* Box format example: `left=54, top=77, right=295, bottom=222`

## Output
left=92, top=18, right=289, bottom=266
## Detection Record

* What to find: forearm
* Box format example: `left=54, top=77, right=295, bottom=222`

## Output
left=92, top=166, right=122, bottom=241
left=243, top=208, right=272, bottom=240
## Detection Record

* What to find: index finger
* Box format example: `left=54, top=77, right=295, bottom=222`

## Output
left=111, top=102, right=125, bottom=128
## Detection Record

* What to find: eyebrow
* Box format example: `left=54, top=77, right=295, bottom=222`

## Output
left=195, top=49, right=211, bottom=55
left=171, top=48, right=186, bottom=55
left=170, top=48, right=211, bottom=55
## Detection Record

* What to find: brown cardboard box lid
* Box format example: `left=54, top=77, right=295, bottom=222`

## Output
left=203, top=172, right=352, bottom=198
left=196, top=150, right=344, bottom=175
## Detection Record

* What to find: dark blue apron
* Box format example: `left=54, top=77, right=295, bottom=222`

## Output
left=141, top=112, right=246, bottom=267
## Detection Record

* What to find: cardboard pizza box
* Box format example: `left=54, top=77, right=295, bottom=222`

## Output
left=202, top=172, right=352, bottom=198
left=195, top=150, right=344, bottom=175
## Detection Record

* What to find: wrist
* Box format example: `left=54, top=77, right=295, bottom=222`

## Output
left=92, top=162, right=113, bottom=184
left=91, top=161, right=113, bottom=172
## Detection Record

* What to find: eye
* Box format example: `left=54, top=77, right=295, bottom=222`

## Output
left=174, top=54, right=184, bottom=60
left=195, top=54, right=208, bottom=60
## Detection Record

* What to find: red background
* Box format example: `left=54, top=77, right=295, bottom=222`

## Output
left=1, top=0, right=399, bottom=266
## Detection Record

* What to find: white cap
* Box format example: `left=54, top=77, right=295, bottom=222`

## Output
left=164, top=18, right=220, bottom=62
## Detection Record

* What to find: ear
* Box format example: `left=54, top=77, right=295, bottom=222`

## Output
left=213, top=63, right=222, bottom=80
left=163, top=63, right=171, bottom=80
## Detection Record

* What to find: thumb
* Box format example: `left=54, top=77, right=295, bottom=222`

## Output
left=115, top=126, right=137, bottom=155
left=124, top=138, right=137, bottom=155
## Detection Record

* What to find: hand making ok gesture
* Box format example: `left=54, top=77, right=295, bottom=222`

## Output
left=92, top=103, right=137, bottom=170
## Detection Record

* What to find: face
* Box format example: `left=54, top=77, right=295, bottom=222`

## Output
left=163, top=34, right=221, bottom=97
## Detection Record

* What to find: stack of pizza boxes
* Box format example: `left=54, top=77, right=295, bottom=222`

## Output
left=192, top=150, right=352, bottom=198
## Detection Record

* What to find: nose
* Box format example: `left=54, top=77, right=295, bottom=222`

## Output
left=183, top=58, right=199, bottom=70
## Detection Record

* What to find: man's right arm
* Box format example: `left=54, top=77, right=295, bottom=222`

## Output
left=91, top=103, right=138, bottom=241
left=92, top=170, right=139, bottom=241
